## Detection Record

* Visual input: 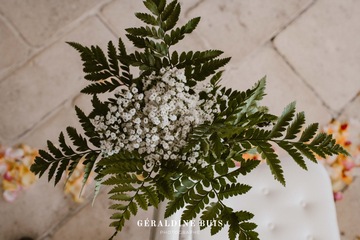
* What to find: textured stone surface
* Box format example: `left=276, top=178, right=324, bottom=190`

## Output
left=0, top=0, right=105, bottom=47
left=185, top=0, right=314, bottom=63
left=274, top=0, right=360, bottom=113
left=0, top=177, right=80, bottom=240
left=19, top=101, right=80, bottom=149
left=336, top=178, right=360, bottom=240
left=0, top=17, right=115, bottom=141
left=341, top=94, right=360, bottom=122
left=0, top=17, right=30, bottom=80
left=222, top=44, right=332, bottom=125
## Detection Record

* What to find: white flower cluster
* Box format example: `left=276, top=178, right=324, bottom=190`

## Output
left=92, top=67, right=220, bottom=172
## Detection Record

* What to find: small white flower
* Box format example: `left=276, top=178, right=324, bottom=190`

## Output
left=137, top=93, right=144, bottom=100
left=131, top=87, right=138, bottom=94
left=126, top=92, right=133, bottom=99
left=129, top=108, right=136, bottom=116
left=134, top=117, right=141, bottom=124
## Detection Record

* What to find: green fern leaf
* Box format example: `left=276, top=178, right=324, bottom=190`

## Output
left=182, top=193, right=209, bottom=221
left=89, top=94, right=108, bottom=118
left=66, top=126, right=89, bottom=152
left=183, top=17, right=201, bottom=34
left=142, top=186, right=159, bottom=207
left=81, top=78, right=121, bottom=94
left=236, top=211, right=254, bottom=221
left=307, top=145, right=327, bottom=158
left=109, top=203, right=127, bottom=210
left=154, top=0, right=166, bottom=12
left=268, top=102, right=296, bottom=139
left=277, top=141, right=307, bottom=170
left=192, top=58, right=231, bottom=81
left=91, top=45, right=109, bottom=69
left=48, top=160, right=59, bottom=182
left=75, top=106, right=97, bottom=139
left=59, top=132, right=75, bottom=156
left=47, top=140, right=63, bottom=158
left=80, top=153, right=98, bottom=196
left=210, top=71, right=224, bottom=85
left=128, top=201, right=138, bottom=215
left=163, top=2, right=180, bottom=31
left=84, top=72, right=112, bottom=81
left=109, top=184, right=136, bottom=194
left=293, top=143, right=317, bottom=162
left=126, top=34, right=146, bottom=49
left=218, top=183, right=251, bottom=200
left=143, top=0, right=159, bottom=15
left=135, top=194, right=148, bottom=210
left=92, top=179, right=102, bottom=206
left=311, top=132, right=327, bottom=145
left=118, top=37, right=127, bottom=56
left=110, top=193, right=132, bottom=201
left=155, top=177, right=175, bottom=200
left=160, top=0, right=177, bottom=22
left=107, top=41, right=120, bottom=75
left=211, top=223, right=224, bottom=236
left=299, top=123, right=318, bottom=142
left=201, top=202, right=222, bottom=221
left=284, top=112, right=305, bottom=140
left=54, top=157, right=70, bottom=185
left=30, top=157, right=49, bottom=178
left=253, top=141, right=285, bottom=185
left=65, top=157, right=81, bottom=185
left=135, top=12, right=158, bottom=26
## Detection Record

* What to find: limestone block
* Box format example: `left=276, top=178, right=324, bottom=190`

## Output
left=222, top=44, right=332, bottom=125
left=0, top=17, right=115, bottom=141
left=0, top=18, right=30, bottom=80
left=336, top=178, right=360, bottom=240
left=0, top=0, right=107, bottom=47
left=0, top=177, right=80, bottom=240
left=274, top=0, right=360, bottom=113
left=341, top=94, right=360, bottom=122
left=185, top=0, right=313, bottom=63
left=19, top=102, right=81, bottom=149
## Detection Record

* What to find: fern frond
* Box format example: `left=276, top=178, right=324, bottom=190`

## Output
left=81, top=78, right=121, bottom=94
left=135, top=12, right=158, bottom=26
left=218, top=183, right=251, bottom=200
left=161, top=0, right=177, bottom=22
left=162, top=2, right=180, bottom=31
left=299, top=123, right=318, bottom=142
left=252, top=141, right=285, bottom=185
left=268, top=102, right=296, bottom=139
left=277, top=141, right=307, bottom=170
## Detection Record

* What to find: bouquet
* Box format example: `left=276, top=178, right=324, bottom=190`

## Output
left=30, top=1, right=347, bottom=239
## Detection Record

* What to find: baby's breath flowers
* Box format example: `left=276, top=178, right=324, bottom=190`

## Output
left=92, top=67, right=221, bottom=172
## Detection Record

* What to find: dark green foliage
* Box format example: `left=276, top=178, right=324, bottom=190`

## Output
left=30, top=1, right=348, bottom=240
left=67, top=39, right=131, bottom=94
left=30, top=129, right=100, bottom=186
